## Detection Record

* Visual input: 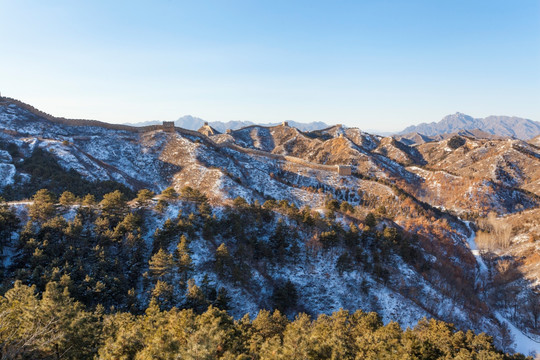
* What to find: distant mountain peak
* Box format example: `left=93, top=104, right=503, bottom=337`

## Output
left=399, top=113, right=540, bottom=140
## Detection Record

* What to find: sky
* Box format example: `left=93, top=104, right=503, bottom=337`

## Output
left=0, top=0, right=539, bottom=131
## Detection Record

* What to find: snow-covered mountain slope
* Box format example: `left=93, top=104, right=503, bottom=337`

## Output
left=0, top=100, right=407, bottom=208
left=2, top=97, right=539, bottom=216
left=373, top=136, right=426, bottom=166
left=2, top=97, right=538, bottom=216
left=1, top=97, right=540, bottom=355
left=409, top=136, right=540, bottom=209
left=3, top=197, right=522, bottom=353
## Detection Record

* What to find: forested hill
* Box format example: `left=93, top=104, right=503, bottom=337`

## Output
left=1, top=98, right=540, bottom=356
left=2, top=282, right=527, bottom=359
left=0, top=190, right=532, bottom=359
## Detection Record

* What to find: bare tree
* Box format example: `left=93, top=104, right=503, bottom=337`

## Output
left=499, top=322, right=515, bottom=354
left=528, top=292, right=540, bottom=330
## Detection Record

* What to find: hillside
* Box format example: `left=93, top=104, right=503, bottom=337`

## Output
left=399, top=112, right=540, bottom=140
left=396, top=129, right=502, bottom=146
left=1, top=96, right=539, bottom=356
left=530, top=135, right=540, bottom=148
left=404, top=135, right=540, bottom=212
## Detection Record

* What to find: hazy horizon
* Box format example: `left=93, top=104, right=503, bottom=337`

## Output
left=2, top=93, right=536, bottom=135
left=120, top=112, right=537, bottom=136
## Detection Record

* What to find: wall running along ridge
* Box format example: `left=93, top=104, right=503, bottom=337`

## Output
left=0, top=96, right=353, bottom=175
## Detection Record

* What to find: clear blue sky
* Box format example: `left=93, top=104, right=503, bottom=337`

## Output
left=1, top=0, right=539, bottom=131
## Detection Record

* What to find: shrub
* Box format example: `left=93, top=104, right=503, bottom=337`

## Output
left=447, top=136, right=466, bottom=149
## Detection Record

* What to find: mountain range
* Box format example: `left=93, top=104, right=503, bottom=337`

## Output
left=126, top=112, right=540, bottom=143
left=1, top=96, right=540, bottom=355
left=399, top=112, right=540, bottom=140
left=126, top=115, right=330, bottom=133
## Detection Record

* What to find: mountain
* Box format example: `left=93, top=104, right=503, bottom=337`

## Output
left=174, top=115, right=207, bottom=129
left=396, top=129, right=503, bottom=146
left=208, top=119, right=254, bottom=132
left=1, top=96, right=540, bottom=355
left=399, top=112, right=540, bottom=140
left=126, top=116, right=329, bottom=133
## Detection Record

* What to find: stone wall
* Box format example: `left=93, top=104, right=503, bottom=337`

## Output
left=1, top=96, right=352, bottom=176
left=217, top=142, right=347, bottom=174
left=1, top=97, right=141, bottom=132
left=163, top=121, right=175, bottom=132
left=336, top=165, right=352, bottom=175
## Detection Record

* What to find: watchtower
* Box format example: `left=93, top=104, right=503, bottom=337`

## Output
left=163, top=121, right=175, bottom=132
left=198, top=122, right=220, bottom=136
left=282, top=121, right=288, bottom=127
left=336, top=165, right=352, bottom=176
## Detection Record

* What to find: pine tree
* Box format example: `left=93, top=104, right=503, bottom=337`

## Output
left=271, top=280, right=298, bottom=314
left=135, top=189, right=155, bottom=207
left=364, top=212, right=377, bottom=228
left=185, top=278, right=207, bottom=313
left=180, top=306, right=235, bottom=359
left=277, top=313, right=313, bottom=359
left=214, top=287, right=232, bottom=311
left=38, top=281, right=101, bottom=359
left=344, top=224, right=359, bottom=248
left=269, top=220, right=288, bottom=261
left=214, top=243, right=231, bottom=278
left=155, top=199, right=168, bottom=213
left=325, top=197, right=339, bottom=211
left=152, top=218, right=178, bottom=253
left=99, top=190, right=128, bottom=222
left=198, top=201, right=212, bottom=217
left=0, top=198, right=19, bottom=276
left=233, top=196, right=248, bottom=207
left=148, top=249, right=175, bottom=284
left=161, top=186, right=178, bottom=200
left=28, top=189, right=56, bottom=223
left=301, top=206, right=314, bottom=225
left=59, top=191, right=77, bottom=206
left=0, top=281, right=43, bottom=359
left=200, top=274, right=217, bottom=303
left=180, top=186, right=207, bottom=203
left=151, top=280, right=174, bottom=309
left=340, top=201, right=354, bottom=213
left=82, top=194, right=96, bottom=206
left=174, top=235, right=193, bottom=288
left=125, top=233, right=146, bottom=289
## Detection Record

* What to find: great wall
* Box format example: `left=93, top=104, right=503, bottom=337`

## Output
left=220, top=143, right=352, bottom=175
left=0, top=96, right=352, bottom=176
